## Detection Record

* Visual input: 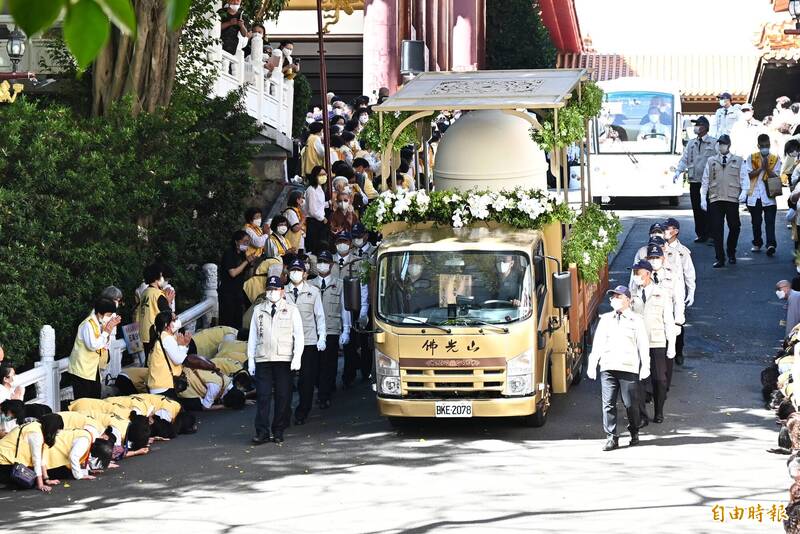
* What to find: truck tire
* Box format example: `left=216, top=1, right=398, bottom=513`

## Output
left=522, top=388, right=550, bottom=428
left=669, top=196, right=680, bottom=207
left=571, top=348, right=585, bottom=386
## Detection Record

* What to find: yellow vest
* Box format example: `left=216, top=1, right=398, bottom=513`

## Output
left=80, top=411, right=128, bottom=444
left=211, top=357, right=243, bottom=376
left=0, top=422, right=41, bottom=467
left=245, top=223, right=265, bottom=257
left=57, top=411, right=102, bottom=437
left=69, top=398, right=132, bottom=421
left=137, top=394, right=182, bottom=421
left=301, top=133, right=323, bottom=176
left=215, top=340, right=248, bottom=363
left=146, top=333, right=183, bottom=391
left=192, top=326, right=238, bottom=358
left=120, top=367, right=149, bottom=393
left=104, top=395, right=153, bottom=417
left=46, top=428, right=92, bottom=470
left=68, top=314, right=108, bottom=381
left=748, top=152, right=780, bottom=195
left=138, top=286, right=165, bottom=344
left=284, top=207, right=305, bottom=251
left=269, top=234, right=289, bottom=258
left=180, top=369, right=229, bottom=400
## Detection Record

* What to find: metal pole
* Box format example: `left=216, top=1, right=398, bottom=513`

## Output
left=316, top=0, right=333, bottom=200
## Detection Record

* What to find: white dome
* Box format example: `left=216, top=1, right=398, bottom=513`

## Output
left=433, top=110, right=548, bottom=192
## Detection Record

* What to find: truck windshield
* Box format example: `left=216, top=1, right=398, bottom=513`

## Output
left=377, top=251, right=532, bottom=326
left=596, top=91, right=675, bottom=154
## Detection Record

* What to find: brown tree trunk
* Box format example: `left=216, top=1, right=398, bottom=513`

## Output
left=92, top=0, right=181, bottom=116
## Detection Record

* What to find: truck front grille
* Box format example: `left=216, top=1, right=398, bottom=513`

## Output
left=400, top=366, right=506, bottom=395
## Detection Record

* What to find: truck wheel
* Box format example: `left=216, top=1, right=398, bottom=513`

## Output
left=669, top=196, right=680, bottom=207
left=571, top=330, right=591, bottom=386
left=521, top=384, right=551, bottom=428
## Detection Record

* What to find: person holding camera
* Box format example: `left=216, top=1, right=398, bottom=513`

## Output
left=67, top=298, right=121, bottom=400
left=218, top=0, right=249, bottom=56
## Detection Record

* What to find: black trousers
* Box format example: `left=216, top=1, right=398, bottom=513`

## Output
left=689, top=182, right=709, bottom=239
left=295, top=345, right=320, bottom=419
left=709, top=200, right=741, bottom=262
left=645, top=347, right=670, bottom=419
left=306, top=218, right=327, bottom=256
left=748, top=200, right=777, bottom=249
left=219, top=290, right=245, bottom=330
left=601, top=370, right=641, bottom=437
left=69, top=371, right=101, bottom=400
left=254, top=361, right=291, bottom=437
left=318, top=334, right=340, bottom=402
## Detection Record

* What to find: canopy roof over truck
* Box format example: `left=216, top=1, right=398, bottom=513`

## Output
left=373, top=69, right=588, bottom=112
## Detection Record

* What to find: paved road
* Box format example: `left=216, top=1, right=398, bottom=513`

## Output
left=2, top=198, right=794, bottom=534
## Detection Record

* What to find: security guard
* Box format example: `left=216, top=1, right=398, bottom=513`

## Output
left=663, top=217, right=697, bottom=366
left=630, top=259, right=678, bottom=425
left=631, top=226, right=669, bottom=267
left=310, top=251, right=352, bottom=409
left=333, top=231, right=370, bottom=386
left=67, top=299, right=121, bottom=400
left=713, top=92, right=741, bottom=138
left=285, top=259, right=326, bottom=425
left=247, top=275, right=304, bottom=444
left=350, top=223, right=374, bottom=381
left=700, top=134, right=743, bottom=268
left=674, top=117, right=717, bottom=243
left=587, top=286, right=650, bottom=451
left=352, top=222, right=374, bottom=259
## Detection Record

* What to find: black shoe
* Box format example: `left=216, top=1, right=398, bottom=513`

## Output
left=728, top=256, right=736, bottom=264
left=694, top=237, right=707, bottom=243
left=251, top=434, right=270, bottom=445
left=767, top=246, right=776, bottom=257
left=638, top=416, right=649, bottom=429
left=675, top=354, right=684, bottom=366
left=294, top=417, right=306, bottom=426
left=272, top=434, right=284, bottom=444
left=629, top=433, right=640, bottom=447
left=712, top=260, right=725, bottom=268
left=319, top=400, right=331, bottom=410
left=653, top=415, right=664, bottom=424
left=603, top=437, right=619, bottom=451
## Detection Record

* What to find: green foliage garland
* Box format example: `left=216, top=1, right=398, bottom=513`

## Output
left=562, top=203, right=622, bottom=283
left=531, top=80, right=604, bottom=152
left=361, top=111, right=418, bottom=153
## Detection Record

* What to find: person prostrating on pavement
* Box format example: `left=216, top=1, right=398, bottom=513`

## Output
left=284, top=259, right=326, bottom=426
left=700, top=134, right=743, bottom=268
left=587, top=286, right=651, bottom=451
left=247, top=276, right=304, bottom=445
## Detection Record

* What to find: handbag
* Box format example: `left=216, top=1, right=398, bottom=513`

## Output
left=767, top=173, right=784, bottom=198
left=10, top=424, right=37, bottom=489
left=159, top=337, right=188, bottom=393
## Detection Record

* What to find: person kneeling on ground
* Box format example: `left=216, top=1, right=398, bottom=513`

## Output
left=42, top=414, right=114, bottom=482
left=0, top=409, right=61, bottom=492
left=178, top=368, right=250, bottom=411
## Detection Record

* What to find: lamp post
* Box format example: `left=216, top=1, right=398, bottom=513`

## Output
left=6, top=27, right=26, bottom=73
left=787, top=0, right=800, bottom=35
left=315, top=0, right=334, bottom=200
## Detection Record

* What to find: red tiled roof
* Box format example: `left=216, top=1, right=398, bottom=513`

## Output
left=557, top=53, right=760, bottom=98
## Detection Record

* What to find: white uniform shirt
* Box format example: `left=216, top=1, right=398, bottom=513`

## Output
left=587, top=309, right=651, bottom=377
left=714, top=105, right=741, bottom=138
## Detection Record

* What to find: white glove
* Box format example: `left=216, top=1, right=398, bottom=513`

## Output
left=339, top=330, right=350, bottom=347
left=316, top=339, right=326, bottom=352
left=738, top=191, right=747, bottom=203
left=290, top=356, right=301, bottom=371
left=640, top=367, right=651, bottom=381
left=672, top=172, right=680, bottom=183
left=700, top=198, right=707, bottom=211
left=358, top=312, right=368, bottom=330
left=587, top=366, right=597, bottom=381
left=248, top=359, right=255, bottom=376
left=666, top=346, right=676, bottom=359
left=685, top=294, right=694, bottom=307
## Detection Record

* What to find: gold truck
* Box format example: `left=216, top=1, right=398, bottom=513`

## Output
left=345, top=70, right=607, bottom=427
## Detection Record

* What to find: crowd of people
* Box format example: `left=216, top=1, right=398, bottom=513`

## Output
left=587, top=218, right=695, bottom=451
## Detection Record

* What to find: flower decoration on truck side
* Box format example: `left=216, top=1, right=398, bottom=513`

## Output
left=562, top=203, right=622, bottom=283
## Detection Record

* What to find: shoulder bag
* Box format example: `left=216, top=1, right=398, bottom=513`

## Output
left=10, top=424, right=37, bottom=489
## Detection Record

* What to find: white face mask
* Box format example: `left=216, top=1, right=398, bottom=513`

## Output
left=610, top=298, right=624, bottom=311
left=664, top=229, right=675, bottom=241
left=100, top=314, right=112, bottom=325
left=336, top=243, right=350, bottom=255
left=339, top=201, right=349, bottom=210
left=239, top=244, right=248, bottom=252
left=408, top=264, right=423, bottom=278
left=277, top=226, right=288, bottom=235
left=353, top=238, right=365, bottom=248
left=760, top=147, right=770, bottom=157
left=649, top=233, right=664, bottom=240
left=778, top=289, right=787, bottom=300
left=632, top=275, right=644, bottom=286
left=157, top=277, right=166, bottom=289
left=171, top=318, right=182, bottom=332
left=719, top=99, right=727, bottom=107
left=0, top=415, right=17, bottom=434
left=649, top=114, right=660, bottom=123
left=253, top=218, right=262, bottom=227
left=649, top=259, right=663, bottom=271
left=743, top=111, right=754, bottom=120
left=497, top=261, right=512, bottom=274
left=359, top=115, right=369, bottom=125
left=718, top=144, right=730, bottom=155
left=317, top=263, right=331, bottom=275
left=89, top=456, right=105, bottom=471
left=282, top=48, right=292, bottom=58
left=693, top=126, right=701, bottom=136
left=267, top=290, right=282, bottom=303
left=289, top=271, right=304, bottom=284
left=227, top=3, right=240, bottom=13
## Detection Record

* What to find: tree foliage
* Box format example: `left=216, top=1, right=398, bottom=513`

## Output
left=485, top=0, right=556, bottom=70
left=531, top=80, right=605, bottom=152
left=0, top=93, right=259, bottom=367
left=292, top=72, right=312, bottom=138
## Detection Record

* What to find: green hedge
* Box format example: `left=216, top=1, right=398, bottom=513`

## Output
left=0, top=90, right=259, bottom=367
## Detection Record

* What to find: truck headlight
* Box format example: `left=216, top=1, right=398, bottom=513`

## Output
left=505, top=349, right=533, bottom=396
left=379, top=376, right=401, bottom=396
left=375, top=349, right=399, bottom=377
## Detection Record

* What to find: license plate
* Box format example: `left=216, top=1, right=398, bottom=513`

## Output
left=434, top=401, right=473, bottom=418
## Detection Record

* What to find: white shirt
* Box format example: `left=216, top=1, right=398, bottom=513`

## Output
left=246, top=299, right=305, bottom=364
left=68, top=436, right=92, bottom=480
left=587, top=309, right=651, bottom=377
left=28, top=431, right=43, bottom=476
left=305, top=185, right=327, bottom=222
left=149, top=333, right=188, bottom=394
left=0, top=384, right=23, bottom=403
left=245, top=226, right=269, bottom=248
left=714, top=105, right=741, bottom=138
left=741, top=153, right=782, bottom=207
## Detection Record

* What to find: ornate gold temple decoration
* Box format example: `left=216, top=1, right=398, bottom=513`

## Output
left=321, top=0, right=361, bottom=33
left=0, top=80, right=24, bottom=103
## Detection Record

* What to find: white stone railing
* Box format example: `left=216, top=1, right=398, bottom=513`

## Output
left=209, top=26, right=295, bottom=139
left=14, top=264, right=219, bottom=411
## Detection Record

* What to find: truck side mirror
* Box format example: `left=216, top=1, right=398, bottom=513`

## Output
left=343, top=277, right=362, bottom=312
left=552, top=271, right=572, bottom=309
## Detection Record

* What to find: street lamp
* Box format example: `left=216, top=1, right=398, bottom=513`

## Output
left=6, top=27, right=26, bottom=73
left=790, top=0, right=800, bottom=19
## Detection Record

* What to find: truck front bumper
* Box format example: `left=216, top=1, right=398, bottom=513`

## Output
left=378, top=395, right=537, bottom=418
